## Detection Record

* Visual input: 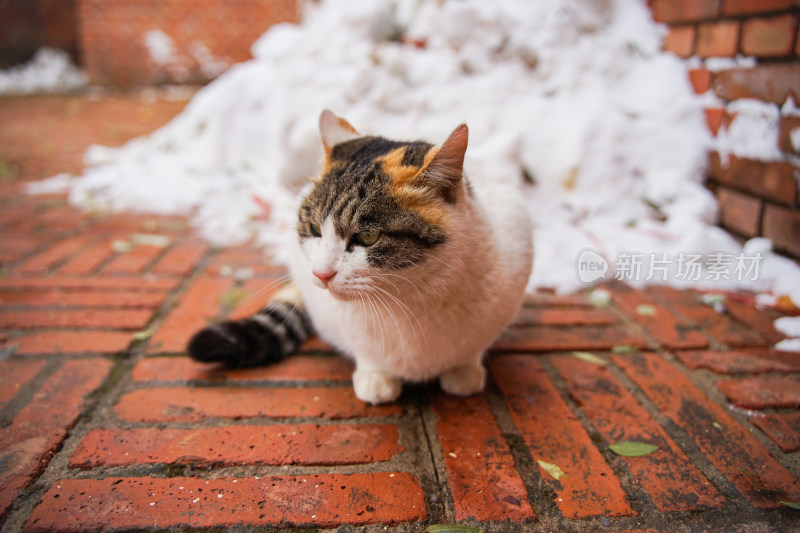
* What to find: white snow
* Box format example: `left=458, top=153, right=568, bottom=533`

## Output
left=0, top=47, right=86, bottom=95
left=714, top=99, right=783, bottom=162
left=28, top=0, right=800, bottom=312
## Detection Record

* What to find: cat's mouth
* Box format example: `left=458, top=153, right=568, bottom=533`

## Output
left=313, top=276, right=368, bottom=301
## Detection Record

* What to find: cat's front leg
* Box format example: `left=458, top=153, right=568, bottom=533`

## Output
left=439, top=359, right=486, bottom=397
left=352, top=363, right=403, bottom=405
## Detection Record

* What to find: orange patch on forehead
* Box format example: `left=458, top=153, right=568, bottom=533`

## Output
left=380, top=146, right=450, bottom=229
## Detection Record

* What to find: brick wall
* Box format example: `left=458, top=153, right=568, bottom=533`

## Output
left=76, top=0, right=299, bottom=86
left=652, top=0, right=800, bottom=258
left=0, top=0, right=80, bottom=68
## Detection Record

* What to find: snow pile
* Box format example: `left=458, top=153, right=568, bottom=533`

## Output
left=35, top=0, right=800, bottom=308
left=0, top=47, right=86, bottom=95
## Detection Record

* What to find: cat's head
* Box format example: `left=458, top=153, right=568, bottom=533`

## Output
left=297, top=110, right=469, bottom=300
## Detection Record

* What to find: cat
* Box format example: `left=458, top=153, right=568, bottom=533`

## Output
left=188, top=110, right=533, bottom=404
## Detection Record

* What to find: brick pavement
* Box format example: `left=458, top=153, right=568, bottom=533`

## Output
left=1, top=95, right=799, bottom=532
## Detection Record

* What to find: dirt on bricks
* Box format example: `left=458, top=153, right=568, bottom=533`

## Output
left=1, top=94, right=799, bottom=532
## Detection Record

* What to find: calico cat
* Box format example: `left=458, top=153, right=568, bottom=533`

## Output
left=188, top=110, right=533, bottom=404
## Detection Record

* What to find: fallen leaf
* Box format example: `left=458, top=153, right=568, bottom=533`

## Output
left=537, top=460, right=566, bottom=480
left=779, top=501, right=800, bottom=510
left=571, top=351, right=607, bottom=367
left=588, top=288, right=611, bottom=308
left=132, top=233, right=172, bottom=248
left=111, top=239, right=133, bottom=253
left=608, top=441, right=659, bottom=457
left=423, top=526, right=484, bottom=533
left=611, top=344, right=639, bottom=354
left=220, top=286, right=248, bottom=310
left=635, top=304, right=656, bottom=316
left=132, top=330, right=154, bottom=342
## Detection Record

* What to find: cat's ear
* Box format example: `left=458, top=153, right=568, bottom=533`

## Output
left=421, top=124, right=468, bottom=203
left=319, top=109, right=360, bottom=157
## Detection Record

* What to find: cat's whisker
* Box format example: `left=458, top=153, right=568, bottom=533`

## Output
left=243, top=274, right=293, bottom=301
left=370, top=289, right=405, bottom=359
left=371, top=284, right=425, bottom=347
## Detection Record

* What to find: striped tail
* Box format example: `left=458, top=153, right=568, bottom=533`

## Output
left=187, top=283, right=312, bottom=368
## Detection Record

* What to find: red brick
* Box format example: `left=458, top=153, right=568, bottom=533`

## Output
left=0, top=358, right=112, bottom=518
left=0, top=275, right=180, bottom=292
left=523, top=291, right=593, bottom=308
left=431, top=393, right=536, bottom=522
left=779, top=115, right=800, bottom=155
left=696, top=21, right=740, bottom=57
left=77, top=0, right=299, bottom=86
left=12, top=234, right=93, bottom=274
left=614, top=352, right=800, bottom=508
left=493, top=324, right=645, bottom=352
left=206, top=246, right=288, bottom=277
left=651, top=0, right=720, bottom=22
left=724, top=298, right=788, bottom=344
left=646, top=286, right=765, bottom=347
left=762, top=204, right=800, bottom=257
left=708, top=153, right=799, bottom=206
left=797, top=25, right=800, bottom=54
left=689, top=68, right=713, bottom=94
left=0, top=288, right=167, bottom=308
left=71, top=424, right=402, bottom=468
left=150, top=237, right=209, bottom=276
left=56, top=238, right=115, bottom=275
left=609, top=283, right=708, bottom=349
left=491, top=356, right=635, bottom=518
left=26, top=473, right=426, bottom=530
left=0, top=309, right=152, bottom=330
left=716, top=186, right=763, bottom=238
left=300, top=335, right=336, bottom=353
left=552, top=356, right=724, bottom=512
left=704, top=107, right=726, bottom=135
left=750, top=412, right=800, bottom=452
left=0, top=359, right=46, bottom=406
left=12, top=331, right=133, bottom=355
left=675, top=349, right=800, bottom=374
left=741, top=15, right=799, bottom=57
left=513, top=307, right=617, bottom=327
left=716, top=375, right=800, bottom=409
left=723, top=0, right=798, bottom=15
left=114, top=386, right=402, bottom=422
left=147, top=276, right=234, bottom=353
left=0, top=235, right=45, bottom=265
left=102, top=242, right=166, bottom=274
left=713, top=64, right=800, bottom=104
left=132, top=354, right=353, bottom=382
left=133, top=355, right=354, bottom=382
left=663, top=25, right=696, bottom=57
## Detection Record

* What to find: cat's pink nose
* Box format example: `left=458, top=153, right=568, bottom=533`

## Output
left=313, top=269, right=337, bottom=284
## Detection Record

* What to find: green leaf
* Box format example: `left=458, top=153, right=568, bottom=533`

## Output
left=611, top=344, right=639, bottom=354
left=779, top=501, right=800, bottom=510
left=132, top=233, right=172, bottom=248
left=537, top=460, right=566, bottom=480
left=571, top=351, right=607, bottom=367
left=132, top=329, right=154, bottom=342
left=219, top=286, right=248, bottom=310
left=635, top=304, right=656, bottom=316
left=423, top=526, right=484, bottom=533
left=111, top=239, right=133, bottom=253
left=608, top=441, right=659, bottom=457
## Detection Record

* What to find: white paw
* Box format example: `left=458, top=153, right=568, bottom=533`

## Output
left=353, top=369, right=402, bottom=404
left=440, top=364, right=486, bottom=396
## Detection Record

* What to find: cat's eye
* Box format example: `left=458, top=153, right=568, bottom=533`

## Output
left=307, top=221, right=321, bottom=237
left=355, top=230, right=381, bottom=247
